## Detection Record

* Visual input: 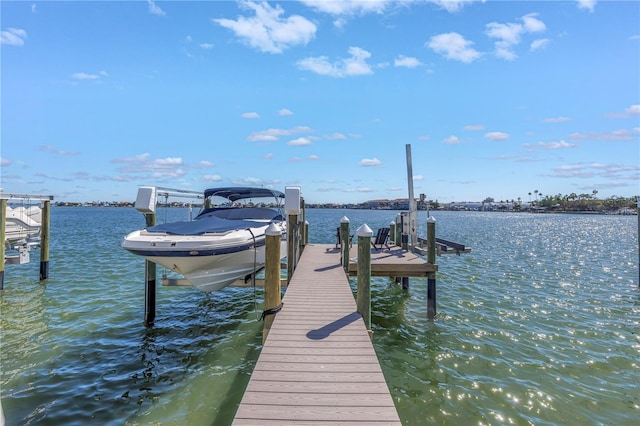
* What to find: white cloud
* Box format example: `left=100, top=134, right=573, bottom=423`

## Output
left=202, top=174, right=223, bottom=182
left=485, top=132, right=509, bottom=141
left=394, top=55, right=422, bottom=68
left=248, top=126, right=313, bottom=142
left=522, top=13, right=546, bottom=33
left=523, top=140, right=577, bottom=149
left=308, top=155, right=320, bottom=160
left=444, top=135, right=461, bottom=144
left=577, top=0, right=596, bottom=13
left=242, top=112, right=260, bottom=118
left=542, top=116, right=572, bottom=123
left=486, top=13, right=547, bottom=60
left=568, top=129, right=637, bottom=141
left=1, top=28, right=27, bottom=46
left=71, top=71, right=107, bottom=82
left=195, top=160, right=215, bottom=168
left=278, top=108, right=293, bottom=116
left=430, top=0, right=485, bottom=13
left=297, top=46, right=374, bottom=77
left=214, top=1, right=316, bottom=54
left=427, top=33, right=482, bottom=63
left=359, top=158, right=382, bottom=167
left=299, top=0, right=389, bottom=16
left=288, top=137, right=312, bottom=146
left=605, top=104, right=640, bottom=118
left=0, top=157, right=10, bottom=167
left=147, top=0, right=166, bottom=17
left=200, top=43, right=214, bottom=49
left=530, top=38, right=550, bottom=52
left=325, top=133, right=346, bottom=140
left=464, top=124, right=484, bottom=131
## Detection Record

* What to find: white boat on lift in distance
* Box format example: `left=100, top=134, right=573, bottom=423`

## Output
left=4, top=205, right=42, bottom=244
left=122, top=187, right=288, bottom=292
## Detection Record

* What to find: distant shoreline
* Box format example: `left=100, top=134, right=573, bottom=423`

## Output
left=49, top=202, right=638, bottom=216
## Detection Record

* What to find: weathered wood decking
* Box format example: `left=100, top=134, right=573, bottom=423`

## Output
left=233, top=243, right=402, bottom=425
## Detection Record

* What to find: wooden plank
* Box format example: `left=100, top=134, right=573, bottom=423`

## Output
left=234, top=405, right=401, bottom=423
left=241, top=380, right=393, bottom=394
left=233, top=244, right=401, bottom=425
left=240, top=391, right=395, bottom=407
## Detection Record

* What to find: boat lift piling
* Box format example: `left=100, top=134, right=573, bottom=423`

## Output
left=285, top=187, right=302, bottom=284
left=132, top=186, right=204, bottom=326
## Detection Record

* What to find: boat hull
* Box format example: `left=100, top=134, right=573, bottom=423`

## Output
left=122, top=222, right=286, bottom=292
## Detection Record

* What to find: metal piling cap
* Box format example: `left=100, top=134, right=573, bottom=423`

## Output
left=356, top=223, right=373, bottom=237
left=266, top=223, right=282, bottom=236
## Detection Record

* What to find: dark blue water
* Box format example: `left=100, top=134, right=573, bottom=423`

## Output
left=1, top=207, right=638, bottom=425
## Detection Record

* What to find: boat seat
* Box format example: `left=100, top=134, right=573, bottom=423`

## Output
left=371, top=227, right=391, bottom=251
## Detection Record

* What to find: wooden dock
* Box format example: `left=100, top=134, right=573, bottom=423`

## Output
left=233, top=243, right=404, bottom=425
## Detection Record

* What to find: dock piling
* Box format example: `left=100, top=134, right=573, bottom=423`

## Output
left=340, top=216, right=350, bottom=272
left=356, top=224, right=373, bottom=334
left=262, top=224, right=282, bottom=344
left=427, top=216, right=437, bottom=320
left=287, top=213, right=298, bottom=284
left=39, top=200, right=51, bottom=280
left=144, top=212, right=156, bottom=327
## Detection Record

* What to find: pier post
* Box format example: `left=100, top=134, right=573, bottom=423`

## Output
left=287, top=213, right=298, bottom=284
left=395, top=213, right=402, bottom=249
left=401, top=227, right=409, bottom=289
left=285, top=187, right=301, bottom=284
left=144, top=212, right=156, bottom=327
left=0, top=199, right=6, bottom=290
left=389, top=221, right=396, bottom=247
left=39, top=200, right=51, bottom=280
left=356, top=224, right=373, bottom=335
left=300, top=198, right=307, bottom=250
left=340, top=216, right=350, bottom=272
left=427, top=216, right=437, bottom=320
left=263, top=224, right=282, bottom=344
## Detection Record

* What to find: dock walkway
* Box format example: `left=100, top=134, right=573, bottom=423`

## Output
left=233, top=243, right=401, bottom=425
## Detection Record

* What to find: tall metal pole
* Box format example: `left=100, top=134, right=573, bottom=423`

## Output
left=405, top=144, right=417, bottom=249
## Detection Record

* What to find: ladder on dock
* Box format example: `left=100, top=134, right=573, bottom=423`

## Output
left=233, top=244, right=401, bottom=425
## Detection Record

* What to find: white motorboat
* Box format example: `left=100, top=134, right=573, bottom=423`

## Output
left=122, top=187, right=287, bottom=292
left=4, top=205, right=42, bottom=244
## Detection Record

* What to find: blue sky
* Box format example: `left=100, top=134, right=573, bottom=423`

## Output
left=2, top=0, right=639, bottom=204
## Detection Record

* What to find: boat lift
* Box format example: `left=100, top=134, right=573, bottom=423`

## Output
left=1, top=192, right=54, bottom=290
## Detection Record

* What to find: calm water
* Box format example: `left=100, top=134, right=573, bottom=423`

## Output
left=1, top=207, right=638, bottom=425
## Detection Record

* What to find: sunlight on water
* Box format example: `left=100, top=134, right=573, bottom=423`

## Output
left=1, top=208, right=638, bottom=425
